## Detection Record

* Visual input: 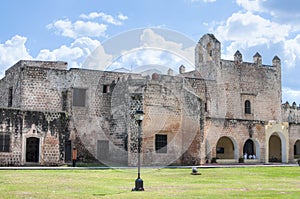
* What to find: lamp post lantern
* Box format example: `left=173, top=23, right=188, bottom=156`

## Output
left=132, top=110, right=144, bottom=191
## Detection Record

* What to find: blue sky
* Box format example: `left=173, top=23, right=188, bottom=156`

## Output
left=1, top=0, right=300, bottom=104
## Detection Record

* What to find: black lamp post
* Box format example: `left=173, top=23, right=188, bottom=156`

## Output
left=132, top=110, right=144, bottom=191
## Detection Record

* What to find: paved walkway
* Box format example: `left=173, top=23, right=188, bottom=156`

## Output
left=0, top=163, right=298, bottom=170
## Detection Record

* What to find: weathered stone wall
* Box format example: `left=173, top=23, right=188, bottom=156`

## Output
left=195, top=34, right=282, bottom=122
left=205, top=118, right=266, bottom=162
left=282, top=102, right=300, bottom=123
left=195, top=34, right=221, bottom=81
left=0, top=61, right=23, bottom=108
left=134, top=74, right=204, bottom=166
left=219, top=59, right=281, bottom=121
left=281, top=103, right=300, bottom=162
left=288, top=124, right=300, bottom=162
left=0, top=32, right=299, bottom=166
left=180, top=88, right=204, bottom=165
left=21, top=66, right=67, bottom=112
left=67, top=69, right=135, bottom=165
left=0, top=108, right=69, bottom=166
left=0, top=60, right=68, bottom=112
left=0, top=60, right=68, bottom=109
left=141, top=77, right=183, bottom=166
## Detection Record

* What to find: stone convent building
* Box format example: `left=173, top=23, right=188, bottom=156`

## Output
left=0, top=34, right=299, bottom=166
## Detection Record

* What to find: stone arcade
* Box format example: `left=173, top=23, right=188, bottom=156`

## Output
left=0, top=34, right=299, bottom=166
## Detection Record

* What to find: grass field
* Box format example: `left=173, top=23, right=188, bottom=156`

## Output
left=0, top=166, right=299, bottom=198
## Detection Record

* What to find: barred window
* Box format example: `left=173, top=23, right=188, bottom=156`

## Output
left=155, top=134, right=167, bottom=153
left=0, top=134, right=10, bottom=152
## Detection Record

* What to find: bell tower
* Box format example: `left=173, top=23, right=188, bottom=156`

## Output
left=195, top=34, right=221, bottom=80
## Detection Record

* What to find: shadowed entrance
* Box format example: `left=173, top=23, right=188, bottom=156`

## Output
left=216, top=136, right=235, bottom=159
left=269, top=134, right=281, bottom=162
left=26, top=137, right=40, bottom=163
left=243, top=139, right=255, bottom=158
left=294, top=140, right=300, bottom=159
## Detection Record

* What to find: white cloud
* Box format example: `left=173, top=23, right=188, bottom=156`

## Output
left=37, top=45, right=83, bottom=61
left=0, top=35, right=32, bottom=76
left=47, top=19, right=107, bottom=39
left=118, top=13, right=128, bottom=21
left=236, top=0, right=265, bottom=12
left=83, top=28, right=195, bottom=73
left=283, top=34, right=300, bottom=68
left=48, top=12, right=129, bottom=39
left=236, top=0, right=300, bottom=26
left=71, top=37, right=100, bottom=55
left=109, top=49, right=192, bottom=75
left=1, top=12, right=129, bottom=74
left=109, top=50, right=163, bottom=71
left=282, top=87, right=300, bottom=104
left=37, top=37, right=100, bottom=68
left=80, top=12, right=128, bottom=25
left=139, top=29, right=195, bottom=66
left=213, top=11, right=290, bottom=59
left=82, top=44, right=113, bottom=70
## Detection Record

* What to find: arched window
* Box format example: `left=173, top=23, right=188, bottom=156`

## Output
left=245, top=100, right=251, bottom=114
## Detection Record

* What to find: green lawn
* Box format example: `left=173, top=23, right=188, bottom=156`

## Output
left=0, top=167, right=299, bottom=198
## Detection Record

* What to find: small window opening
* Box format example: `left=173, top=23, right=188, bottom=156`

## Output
left=245, top=100, right=251, bottom=114
left=103, top=85, right=110, bottom=93
left=8, top=87, right=13, bottom=107
left=155, top=134, right=167, bottom=153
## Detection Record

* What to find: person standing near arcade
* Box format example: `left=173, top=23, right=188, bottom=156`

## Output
left=72, top=146, right=77, bottom=167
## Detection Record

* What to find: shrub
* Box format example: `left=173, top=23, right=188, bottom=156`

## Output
left=211, top=157, right=218, bottom=164
left=239, top=156, right=244, bottom=163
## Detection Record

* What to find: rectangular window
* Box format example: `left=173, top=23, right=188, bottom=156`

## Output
left=216, top=147, right=224, bottom=154
left=0, top=134, right=10, bottom=152
left=62, top=91, right=68, bottom=111
left=72, top=88, right=86, bottom=107
left=64, top=140, right=72, bottom=162
left=155, top=134, right=167, bottom=153
left=8, top=87, right=13, bottom=107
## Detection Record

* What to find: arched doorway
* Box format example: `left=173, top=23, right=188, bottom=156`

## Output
left=269, top=134, right=281, bottom=162
left=26, top=137, right=40, bottom=163
left=216, top=136, right=236, bottom=159
left=294, top=140, right=300, bottom=159
left=243, top=139, right=255, bottom=159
